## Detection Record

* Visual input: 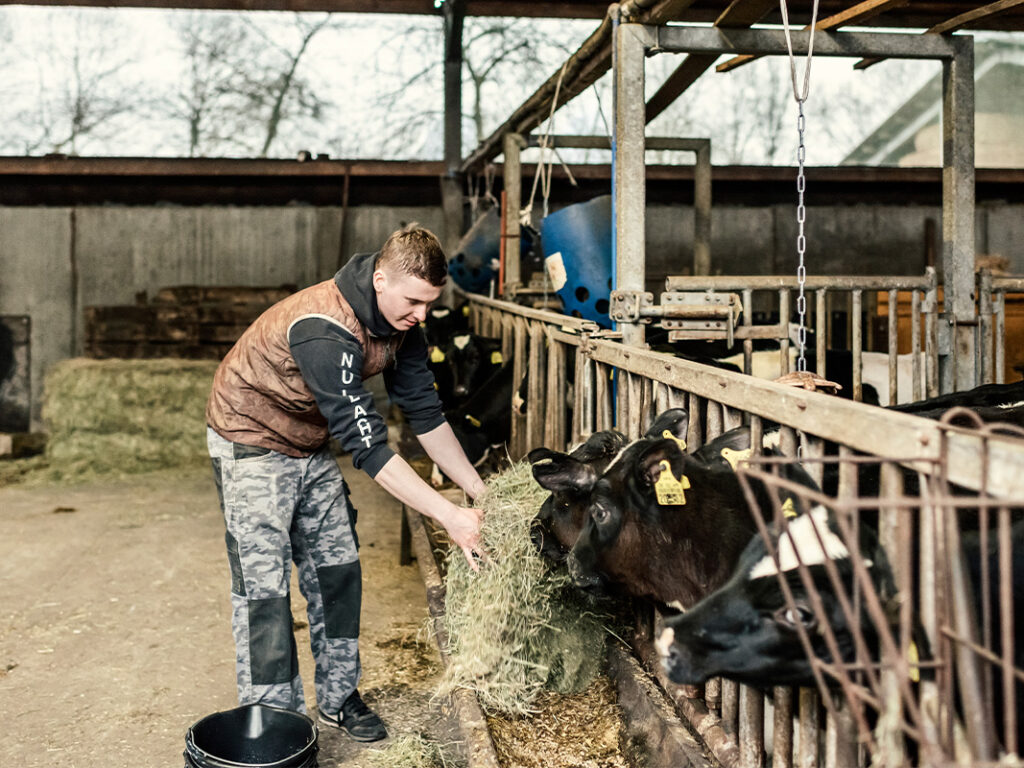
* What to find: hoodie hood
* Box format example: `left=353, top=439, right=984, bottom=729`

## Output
left=335, top=252, right=400, bottom=337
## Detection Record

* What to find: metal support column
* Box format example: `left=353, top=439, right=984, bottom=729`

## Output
left=441, top=0, right=466, bottom=259
left=942, top=36, right=976, bottom=393
left=502, top=133, right=526, bottom=296
left=613, top=22, right=651, bottom=352
left=694, top=139, right=712, bottom=276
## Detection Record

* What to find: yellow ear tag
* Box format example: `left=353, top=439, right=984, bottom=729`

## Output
left=465, top=414, right=481, bottom=428
left=654, top=459, right=690, bottom=506
left=430, top=347, right=446, bottom=363
left=721, top=446, right=753, bottom=470
left=907, top=641, right=921, bottom=683
left=462, top=305, right=470, bottom=316
left=781, top=497, right=798, bottom=519
left=491, top=351, right=503, bottom=365
left=661, top=429, right=686, bottom=452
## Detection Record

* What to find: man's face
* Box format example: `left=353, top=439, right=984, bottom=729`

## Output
left=373, top=267, right=444, bottom=331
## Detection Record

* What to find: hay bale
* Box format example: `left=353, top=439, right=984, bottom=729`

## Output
left=366, top=733, right=450, bottom=768
left=439, top=462, right=609, bottom=716
left=33, top=358, right=217, bottom=483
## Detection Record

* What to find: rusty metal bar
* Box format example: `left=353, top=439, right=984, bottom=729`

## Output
left=888, top=288, right=899, bottom=406
left=816, top=289, right=827, bottom=379
left=666, top=274, right=934, bottom=292
left=852, top=290, right=863, bottom=402
left=912, top=289, right=923, bottom=402
left=979, top=269, right=995, bottom=385
left=925, top=270, right=940, bottom=398
left=995, top=291, right=1006, bottom=385
left=780, top=289, right=792, bottom=376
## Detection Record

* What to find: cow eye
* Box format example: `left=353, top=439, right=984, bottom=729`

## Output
left=774, top=603, right=816, bottom=631
left=592, top=506, right=610, bottom=525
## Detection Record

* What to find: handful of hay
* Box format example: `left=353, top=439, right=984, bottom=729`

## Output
left=37, top=358, right=217, bottom=483
left=438, top=462, right=608, bottom=715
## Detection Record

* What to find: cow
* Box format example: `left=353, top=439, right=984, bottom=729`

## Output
left=430, top=362, right=515, bottom=487
left=657, top=504, right=1024, bottom=751
left=442, top=332, right=504, bottom=401
left=528, top=408, right=694, bottom=564
left=555, top=410, right=815, bottom=610
left=422, top=303, right=469, bottom=347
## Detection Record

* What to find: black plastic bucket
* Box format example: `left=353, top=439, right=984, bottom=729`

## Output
left=184, top=704, right=318, bottom=768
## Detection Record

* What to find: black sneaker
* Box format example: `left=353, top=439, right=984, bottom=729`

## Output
left=318, top=690, right=388, bottom=742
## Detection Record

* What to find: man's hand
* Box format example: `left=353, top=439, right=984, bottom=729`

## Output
left=373, top=455, right=487, bottom=571
left=442, top=505, right=486, bottom=571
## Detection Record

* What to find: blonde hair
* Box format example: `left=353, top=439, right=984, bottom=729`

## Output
left=375, top=224, right=448, bottom=286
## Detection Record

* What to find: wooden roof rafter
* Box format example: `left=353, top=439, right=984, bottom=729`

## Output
left=855, top=0, right=1024, bottom=69
left=714, top=0, right=909, bottom=74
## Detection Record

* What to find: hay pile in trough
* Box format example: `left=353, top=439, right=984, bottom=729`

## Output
left=487, top=676, right=629, bottom=768
left=29, top=358, right=217, bottom=484
left=438, top=461, right=609, bottom=716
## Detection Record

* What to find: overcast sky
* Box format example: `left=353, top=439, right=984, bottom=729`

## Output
left=0, top=7, right=1015, bottom=165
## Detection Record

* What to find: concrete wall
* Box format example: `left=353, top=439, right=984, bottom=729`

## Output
left=3, top=201, right=1023, bottom=427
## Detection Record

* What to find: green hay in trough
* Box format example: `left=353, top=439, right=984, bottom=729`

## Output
left=438, top=462, right=609, bottom=716
left=22, top=358, right=218, bottom=484
left=366, top=733, right=452, bottom=768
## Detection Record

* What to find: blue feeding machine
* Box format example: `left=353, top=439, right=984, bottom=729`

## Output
left=540, top=195, right=613, bottom=328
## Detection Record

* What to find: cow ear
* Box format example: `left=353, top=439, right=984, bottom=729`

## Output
left=573, top=430, right=627, bottom=462
left=645, top=408, right=689, bottom=441
left=637, top=442, right=685, bottom=487
left=693, top=426, right=752, bottom=465
left=529, top=450, right=597, bottom=493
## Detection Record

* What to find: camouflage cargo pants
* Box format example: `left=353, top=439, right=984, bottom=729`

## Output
left=207, top=427, right=361, bottom=716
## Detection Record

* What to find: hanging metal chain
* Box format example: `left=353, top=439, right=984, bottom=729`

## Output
left=779, top=0, right=819, bottom=373
left=795, top=100, right=808, bottom=372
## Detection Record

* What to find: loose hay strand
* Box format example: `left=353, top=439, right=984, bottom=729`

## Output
left=367, top=732, right=451, bottom=768
left=438, top=462, right=608, bottom=716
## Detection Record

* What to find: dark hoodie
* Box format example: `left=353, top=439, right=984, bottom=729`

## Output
left=288, top=252, right=444, bottom=476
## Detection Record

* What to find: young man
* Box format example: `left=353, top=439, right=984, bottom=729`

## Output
left=205, top=225, right=486, bottom=742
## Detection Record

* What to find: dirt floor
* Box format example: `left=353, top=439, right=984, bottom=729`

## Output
left=0, top=464, right=461, bottom=768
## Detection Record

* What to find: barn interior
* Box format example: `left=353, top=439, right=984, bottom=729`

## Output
left=4, top=0, right=1024, bottom=766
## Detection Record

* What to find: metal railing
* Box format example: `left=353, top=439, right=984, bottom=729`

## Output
left=463, top=291, right=1024, bottom=768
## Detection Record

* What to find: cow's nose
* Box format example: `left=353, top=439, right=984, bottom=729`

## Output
left=567, top=553, right=599, bottom=588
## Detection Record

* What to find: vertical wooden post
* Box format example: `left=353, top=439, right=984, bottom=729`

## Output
left=502, top=133, right=526, bottom=296
left=693, top=139, right=712, bottom=276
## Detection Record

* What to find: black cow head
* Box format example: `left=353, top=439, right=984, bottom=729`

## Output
left=529, top=430, right=627, bottom=562
left=444, top=333, right=503, bottom=400
left=658, top=504, right=895, bottom=688
left=565, top=430, right=697, bottom=597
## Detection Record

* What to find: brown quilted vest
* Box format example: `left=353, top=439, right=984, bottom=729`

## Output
left=205, top=278, right=403, bottom=456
